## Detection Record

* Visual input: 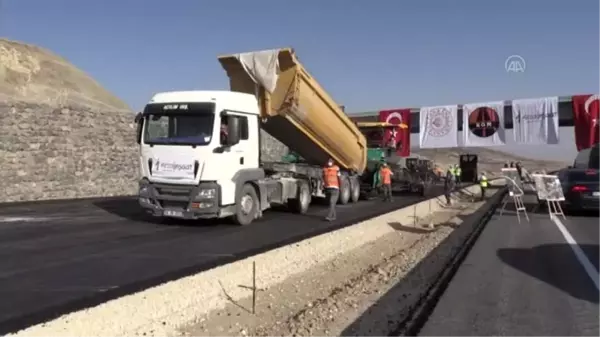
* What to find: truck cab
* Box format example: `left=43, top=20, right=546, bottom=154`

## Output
left=135, top=90, right=265, bottom=224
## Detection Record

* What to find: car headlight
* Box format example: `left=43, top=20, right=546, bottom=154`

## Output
left=196, top=188, right=216, bottom=198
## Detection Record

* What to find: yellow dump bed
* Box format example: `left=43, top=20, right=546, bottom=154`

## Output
left=218, top=48, right=368, bottom=174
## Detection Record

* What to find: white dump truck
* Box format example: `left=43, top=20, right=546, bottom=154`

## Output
left=134, top=48, right=369, bottom=225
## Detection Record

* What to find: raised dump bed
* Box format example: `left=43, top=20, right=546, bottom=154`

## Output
left=218, top=48, right=367, bottom=174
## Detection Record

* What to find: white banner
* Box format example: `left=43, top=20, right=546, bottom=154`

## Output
left=512, top=97, right=559, bottom=144
left=419, top=105, right=458, bottom=148
left=462, top=101, right=506, bottom=146
left=152, top=158, right=196, bottom=179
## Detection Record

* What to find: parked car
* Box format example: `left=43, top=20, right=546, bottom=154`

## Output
left=557, top=168, right=599, bottom=212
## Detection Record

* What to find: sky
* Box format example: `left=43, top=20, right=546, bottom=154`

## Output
left=0, top=0, right=598, bottom=162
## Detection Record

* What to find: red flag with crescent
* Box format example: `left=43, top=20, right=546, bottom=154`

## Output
left=378, top=109, right=411, bottom=157
left=572, top=94, right=599, bottom=151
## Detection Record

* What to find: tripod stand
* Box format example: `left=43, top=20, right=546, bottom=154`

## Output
left=499, top=192, right=530, bottom=223
left=546, top=198, right=566, bottom=220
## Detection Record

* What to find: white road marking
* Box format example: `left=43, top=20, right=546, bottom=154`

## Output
left=551, top=215, right=600, bottom=291
left=0, top=216, right=52, bottom=223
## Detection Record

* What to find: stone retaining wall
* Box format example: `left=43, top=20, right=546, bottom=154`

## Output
left=0, top=102, right=289, bottom=203
left=0, top=102, right=139, bottom=202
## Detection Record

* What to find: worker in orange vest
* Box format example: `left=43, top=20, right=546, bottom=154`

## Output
left=323, top=158, right=341, bottom=221
left=379, top=162, right=394, bottom=202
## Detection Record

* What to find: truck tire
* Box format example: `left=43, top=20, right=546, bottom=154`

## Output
left=338, top=176, right=351, bottom=205
left=233, top=184, right=258, bottom=226
left=350, top=176, right=360, bottom=203
left=288, top=180, right=311, bottom=214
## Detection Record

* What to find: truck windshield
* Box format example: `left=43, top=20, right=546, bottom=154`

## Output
left=142, top=103, right=215, bottom=146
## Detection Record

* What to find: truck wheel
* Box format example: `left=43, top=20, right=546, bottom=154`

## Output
left=234, top=184, right=258, bottom=226
left=289, top=180, right=311, bottom=214
left=350, top=176, right=360, bottom=203
left=338, top=176, right=351, bottom=205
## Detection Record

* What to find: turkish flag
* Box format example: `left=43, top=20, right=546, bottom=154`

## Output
left=378, top=109, right=411, bottom=157
left=572, top=94, right=599, bottom=151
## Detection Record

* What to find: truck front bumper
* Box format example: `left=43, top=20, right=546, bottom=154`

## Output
left=138, top=180, right=221, bottom=219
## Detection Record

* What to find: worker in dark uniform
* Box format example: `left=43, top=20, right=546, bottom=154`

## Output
left=443, top=167, right=455, bottom=206
left=515, top=161, right=523, bottom=179
left=380, top=162, right=393, bottom=202
left=323, top=158, right=341, bottom=221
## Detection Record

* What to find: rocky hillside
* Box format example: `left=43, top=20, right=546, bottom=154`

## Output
left=0, top=38, right=137, bottom=202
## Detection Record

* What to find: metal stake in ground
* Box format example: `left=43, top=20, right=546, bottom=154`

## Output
left=252, top=261, right=256, bottom=314
left=428, top=199, right=434, bottom=229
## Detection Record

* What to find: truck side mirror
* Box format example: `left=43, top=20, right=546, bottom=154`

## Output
left=227, top=117, right=240, bottom=146
left=135, top=112, right=143, bottom=144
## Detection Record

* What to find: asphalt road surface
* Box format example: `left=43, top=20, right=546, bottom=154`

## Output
left=0, top=186, right=443, bottom=334
left=419, top=195, right=599, bottom=336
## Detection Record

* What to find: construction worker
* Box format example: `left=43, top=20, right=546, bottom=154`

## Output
left=380, top=162, right=393, bottom=202
left=455, top=164, right=462, bottom=184
left=448, top=165, right=455, bottom=189
left=444, top=167, right=455, bottom=206
left=434, top=166, right=444, bottom=182
left=323, top=158, right=341, bottom=221
left=479, top=171, right=489, bottom=201
left=515, top=161, right=523, bottom=179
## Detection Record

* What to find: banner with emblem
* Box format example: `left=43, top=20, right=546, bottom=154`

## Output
left=572, top=94, right=599, bottom=151
left=419, top=105, right=459, bottom=148
left=512, top=97, right=559, bottom=145
left=378, top=109, right=411, bottom=157
left=462, top=101, right=506, bottom=147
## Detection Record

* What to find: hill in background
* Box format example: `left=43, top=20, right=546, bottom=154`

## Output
left=0, top=38, right=130, bottom=112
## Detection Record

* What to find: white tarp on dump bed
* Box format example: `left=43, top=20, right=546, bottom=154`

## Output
left=235, top=49, right=280, bottom=94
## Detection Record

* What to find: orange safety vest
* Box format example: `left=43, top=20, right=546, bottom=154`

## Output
left=323, top=165, right=340, bottom=189
left=380, top=167, right=392, bottom=185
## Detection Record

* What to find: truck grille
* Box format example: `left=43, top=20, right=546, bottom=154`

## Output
left=160, top=200, right=188, bottom=209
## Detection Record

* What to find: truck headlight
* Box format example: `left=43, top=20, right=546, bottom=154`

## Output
left=196, top=188, right=216, bottom=199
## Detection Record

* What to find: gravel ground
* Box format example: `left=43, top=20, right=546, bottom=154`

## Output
left=180, top=193, right=494, bottom=337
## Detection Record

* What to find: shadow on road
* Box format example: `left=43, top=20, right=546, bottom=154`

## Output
left=93, top=197, right=159, bottom=223
left=92, top=198, right=227, bottom=227
left=497, top=244, right=599, bottom=304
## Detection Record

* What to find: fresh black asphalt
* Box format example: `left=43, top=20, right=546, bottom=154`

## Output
left=0, top=187, right=443, bottom=334
left=419, top=196, right=599, bottom=336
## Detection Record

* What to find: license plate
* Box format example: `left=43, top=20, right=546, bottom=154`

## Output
left=593, top=192, right=600, bottom=197
left=163, top=209, right=184, bottom=217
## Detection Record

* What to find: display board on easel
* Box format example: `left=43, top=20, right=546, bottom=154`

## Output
left=532, top=174, right=566, bottom=220
left=499, top=168, right=529, bottom=223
